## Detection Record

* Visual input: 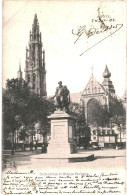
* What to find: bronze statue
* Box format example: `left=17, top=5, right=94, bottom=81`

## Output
left=53, top=81, right=70, bottom=112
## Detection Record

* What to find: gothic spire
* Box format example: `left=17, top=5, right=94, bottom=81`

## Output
left=25, top=14, right=47, bottom=97
left=17, top=60, right=22, bottom=79
left=19, top=60, right=21, bottom=72
left=31, top=14, right=40, bottom=41
left=103, top=65, right=111, bottom=78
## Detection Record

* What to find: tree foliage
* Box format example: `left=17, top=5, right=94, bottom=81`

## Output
left=69, top=101, right=91, bottom=145
left=3, top=78, right=55, bottom=141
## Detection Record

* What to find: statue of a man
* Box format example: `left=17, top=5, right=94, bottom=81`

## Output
left=55, top=81, right=64, bottom=110
left=54, top=81, right=70, bottom=112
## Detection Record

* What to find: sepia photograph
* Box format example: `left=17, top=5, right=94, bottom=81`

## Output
left=2, top=0, right=126, bottom=194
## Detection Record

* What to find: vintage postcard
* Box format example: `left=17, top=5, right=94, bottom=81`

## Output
left=2, top=0, right=126, bottom=194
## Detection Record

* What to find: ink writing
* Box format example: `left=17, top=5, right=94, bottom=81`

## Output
left=72, top=8, right=123, bottom=55
left=72, top=24, right=123, bottom=43
left=2, top=171, right=125, bottom=194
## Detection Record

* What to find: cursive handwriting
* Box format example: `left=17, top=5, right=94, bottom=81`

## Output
left=72, top=24, right=123, bottom=43
left=72, top=8, right=123, bottom=56
left=2, top=170, right=125, bottom=194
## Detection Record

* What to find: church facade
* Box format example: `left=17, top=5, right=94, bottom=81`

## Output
left=81, top=65, right=126, bottom=148
left=17, top=14, right=47, bottom=97
left=81, top=65, right=123, bottom=125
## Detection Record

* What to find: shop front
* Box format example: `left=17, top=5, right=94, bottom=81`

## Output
left=98, top=135, right=117, bottom=148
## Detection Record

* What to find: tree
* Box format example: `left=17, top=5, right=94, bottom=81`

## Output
left=109, top=97, right=126, bottom=125
left=35, top=120, right=50, bottom=144
left=69, top=101, right=91, bottom=147
left=18, top=126, right=28, bottom=150
left=3, top=78, right=55, bottom=154
left=3, top=79, right=28, bottom=153
left=99, top=106, right=110, bottom=127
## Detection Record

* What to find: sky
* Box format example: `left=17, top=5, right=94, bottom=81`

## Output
left=2, top=1, right=126, bottom=97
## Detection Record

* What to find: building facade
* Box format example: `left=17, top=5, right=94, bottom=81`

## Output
left=81, top=65, right=123, bottom=125
left=81, top=65, right=126, bottom=148
left=17, top=14, right=47, bottom=97
left=14, top=14, right=47, bottom=150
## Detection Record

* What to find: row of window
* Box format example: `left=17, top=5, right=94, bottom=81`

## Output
left=86, top=87, right=101, bottom=94
left=93, top=134, right=126, bottom=140
left=27, top=73, right=36, bottom=82
left=93, top=130, right=114, bottom=135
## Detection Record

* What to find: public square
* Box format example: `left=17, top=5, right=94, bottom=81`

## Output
left=2, top=3, right=126, bottom=195
left=3, top=148, right=126, bottom=171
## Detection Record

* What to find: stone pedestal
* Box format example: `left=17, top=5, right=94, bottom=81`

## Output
left=31, top=110, right=94, bottom=163
left=47, top=110, right=77, bottom=156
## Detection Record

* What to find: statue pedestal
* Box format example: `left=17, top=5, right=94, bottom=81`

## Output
left=31, top=110, right=94, bottom=163
left=47, top=110, right=77, bottom=156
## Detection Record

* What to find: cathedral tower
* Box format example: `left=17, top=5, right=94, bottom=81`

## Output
left=25, top=14, right=47, bottom=97
left=102, top=65, right=115, bottom=94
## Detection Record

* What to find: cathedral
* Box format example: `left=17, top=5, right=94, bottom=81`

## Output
left=81, top=65, right=120, bottom=125
left=80, top=65, right=126, bottom=148
left=16, top=13, right=126, bottom=148
left=17, top=14, right=47, bottom=97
